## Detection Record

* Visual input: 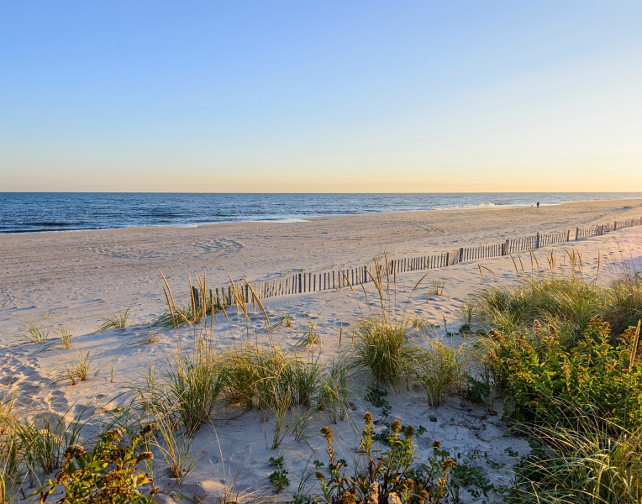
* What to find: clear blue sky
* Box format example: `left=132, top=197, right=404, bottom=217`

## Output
left=1, top=1, right=641, bottom=192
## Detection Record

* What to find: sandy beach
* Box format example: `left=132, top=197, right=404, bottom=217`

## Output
left=1, top=198, right=641, bottom=336
left=1, top=198, right=642, bottom=502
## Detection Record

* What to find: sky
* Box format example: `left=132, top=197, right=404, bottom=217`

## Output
left=1, top=1, right=641, bottom=193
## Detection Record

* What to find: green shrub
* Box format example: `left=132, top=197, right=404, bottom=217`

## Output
left=39, top=425, right=158, bottom=503
left=479, top=317, right=642, bottom=430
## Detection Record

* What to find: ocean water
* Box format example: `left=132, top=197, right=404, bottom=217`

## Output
left=0, top=192, right=640, bottom=234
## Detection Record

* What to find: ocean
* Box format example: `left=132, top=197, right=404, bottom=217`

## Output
left=1, top=192, right=640, bottom=234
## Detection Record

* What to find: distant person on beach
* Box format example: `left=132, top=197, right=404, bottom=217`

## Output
left=536, top=201, right=540, bottom=208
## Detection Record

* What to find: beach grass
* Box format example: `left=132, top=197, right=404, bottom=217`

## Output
left=54, top=324, right=72, bottom=348
left=354, top=316, right=423, bottom=388
left=62, top=349, right=94, bottom=385
left=23, top=322, right=48, bottom=344
left=416, top=340, right=468, bottom=407
left=97, top=309, right=130, bottom=332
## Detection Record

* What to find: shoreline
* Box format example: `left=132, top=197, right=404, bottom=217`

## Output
left=2, top=195, right=641, bottom=236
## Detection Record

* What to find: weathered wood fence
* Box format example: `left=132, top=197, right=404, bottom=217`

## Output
left=210, top=217, right=642, bottom=306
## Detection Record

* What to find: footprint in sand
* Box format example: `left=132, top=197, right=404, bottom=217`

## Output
left=191, top=238, right=245, bottom=255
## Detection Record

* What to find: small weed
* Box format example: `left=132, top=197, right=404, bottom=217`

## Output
left=269, top=456, right=289, bottom=493
left=364, top=386, right=392, bottom=418
left=295, top=321, right=319, bottom=349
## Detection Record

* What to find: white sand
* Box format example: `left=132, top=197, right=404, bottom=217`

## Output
left=1, top=198, right=641, bottom=502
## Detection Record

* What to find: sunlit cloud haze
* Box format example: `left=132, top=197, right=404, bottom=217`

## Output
left=1, top=1, right=641, bottom=192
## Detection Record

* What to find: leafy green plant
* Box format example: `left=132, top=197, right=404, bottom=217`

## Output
left=268, top=455, right=290, bottom=493
left=39, top=424, right=158, bottom=503
left=364, top=386, right=391, bottom=418
left=479, top=317, right=642, bottom=429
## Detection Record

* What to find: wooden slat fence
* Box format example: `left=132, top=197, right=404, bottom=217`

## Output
left=210, top=216, right=642, bottom=307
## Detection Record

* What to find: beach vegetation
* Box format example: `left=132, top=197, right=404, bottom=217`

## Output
left=24, top=322, right=48, bottom=344
left=0, top=395, right=21, bottom=504
left=294, top=320, right=319, bottom=349
left=311, top=415, right=461, bottom=504
left=38, top=424, right=157, bottom=503
left=134, top=339, right=224, bottom=435
left=470, top=268, right=642, bottom=502
left=317, top=359, right=352, bottom=424
left=268, top=455, right=289, bottom=493
left=54, top=324, right=72, bottom=349
left=13, top=405, right=91, bottom=487
left=471, top=270, right=642, bottom=341
left=354, top=317, right=423, bottom=388
left=97, top=309, right=130, bottom=332
left=429, top=279, right=445, bottom=296
left=150, top=408, right=199, bottom=485
left=63, top=349, right=94, bottom=385
left=416, top=340, right=468, bottom=407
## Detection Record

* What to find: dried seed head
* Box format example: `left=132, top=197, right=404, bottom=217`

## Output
left=390, top=419, right=402, bottom=433
left=387, top=492, right=402, bottom=504
left=403, top=424, right=415, bottom=438
left=338, top=492, right=356, bottom=504
left=64, top=444, right=87, bottom=458
left=432, top=440, right=441, bottom=450
left=363, top=412, right=373, bottom=426
left=366, top=482, right=379, bottom=504
left=441, top=458, right=457, bottom=470
left=136, top=451, right=154, bottom=462
left=141, top=423, right=158, bottom=436
left=102, top=428, right=125, bottom=441
left=320, top=426, right=333, bottom=440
